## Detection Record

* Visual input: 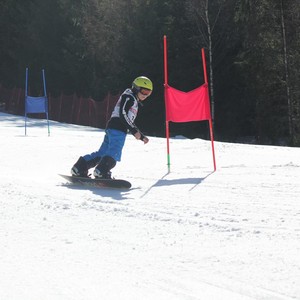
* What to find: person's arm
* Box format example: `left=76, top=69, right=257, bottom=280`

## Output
left=119, top=95, right=148, bottom=143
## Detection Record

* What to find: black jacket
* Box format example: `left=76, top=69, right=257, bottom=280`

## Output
left=107, top=88, right=145, bottom=139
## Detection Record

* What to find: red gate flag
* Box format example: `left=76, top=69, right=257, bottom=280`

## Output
left=165, top=83, right=211, bottom=122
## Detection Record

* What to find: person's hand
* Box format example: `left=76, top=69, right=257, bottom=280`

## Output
left=134, top=132, right=142, bottom=140
left=142, top=136, right=149, bottom=144
left=134, top=132, right=149, bottom=144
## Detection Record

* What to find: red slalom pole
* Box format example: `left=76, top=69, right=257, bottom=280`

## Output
left=164, top=35, right=171, bottom=172
left=202, top=48, right=216, bottom=171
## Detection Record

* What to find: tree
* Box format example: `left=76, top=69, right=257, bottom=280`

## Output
left=233, top=0, right=298, bottom=144
left=1, top=0, right=299, bottom=145
left=0, top=0, right=34, bottom=87
left=279, top=0, right=300, bottom=145
left=186, top=0, right=235, bottom=121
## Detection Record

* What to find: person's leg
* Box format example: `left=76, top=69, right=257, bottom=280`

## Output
left=93, top=155, right=116, bottom=179
left=71, top=132, right=110, bottom=176
left=71, top=156, right=100, bottom=177
left=83, top=133, right=110, bottom=162
left=94, top=129, right=126, bottom=178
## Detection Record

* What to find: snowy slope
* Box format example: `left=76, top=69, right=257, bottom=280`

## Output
left=0, top=112, right=300, bottom=300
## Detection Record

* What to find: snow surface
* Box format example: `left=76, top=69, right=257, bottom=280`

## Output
left=0, top=112, right=300, bottom=300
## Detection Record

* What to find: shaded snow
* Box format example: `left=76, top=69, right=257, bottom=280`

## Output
left=0, top=112, right=300, bottom=300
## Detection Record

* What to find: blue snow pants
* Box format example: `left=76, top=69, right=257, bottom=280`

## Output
left=83, top=129, right=126, bottom=162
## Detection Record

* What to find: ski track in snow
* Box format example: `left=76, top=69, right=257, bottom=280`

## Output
left=0, top=112, right=300, bottom=300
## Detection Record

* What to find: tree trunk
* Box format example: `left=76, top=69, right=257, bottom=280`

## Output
left=280, top=0, right=293, bottom=143
left=205, top=0, right=215, bottom=122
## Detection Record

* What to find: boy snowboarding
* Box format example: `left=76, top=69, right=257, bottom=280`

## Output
left=70, top=76, right=153, bottom=179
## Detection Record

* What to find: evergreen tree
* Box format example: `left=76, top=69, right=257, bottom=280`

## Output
left=234, top=0, right=295, bottom=144
left=0, top=0, right=299, bottom=145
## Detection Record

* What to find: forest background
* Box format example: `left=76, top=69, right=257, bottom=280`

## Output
left=0, top=0, right=300, bottom=146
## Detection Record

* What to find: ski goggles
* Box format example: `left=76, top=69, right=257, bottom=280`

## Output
left=139, top=88, right=152, bottom=96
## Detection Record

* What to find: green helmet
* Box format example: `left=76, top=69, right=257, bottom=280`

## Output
left=132, top=76, right=153, bottom=91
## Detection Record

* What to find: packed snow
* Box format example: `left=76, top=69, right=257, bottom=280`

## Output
left=0, top=112, right=300, bottom=300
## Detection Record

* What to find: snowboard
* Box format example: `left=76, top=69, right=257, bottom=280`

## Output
left=59, top=174, right=131, bottom=189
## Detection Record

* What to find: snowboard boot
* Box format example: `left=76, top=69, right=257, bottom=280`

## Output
left=94, top=156, right=116, bottom=179
left=71, top=156, right=101, bottom=177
